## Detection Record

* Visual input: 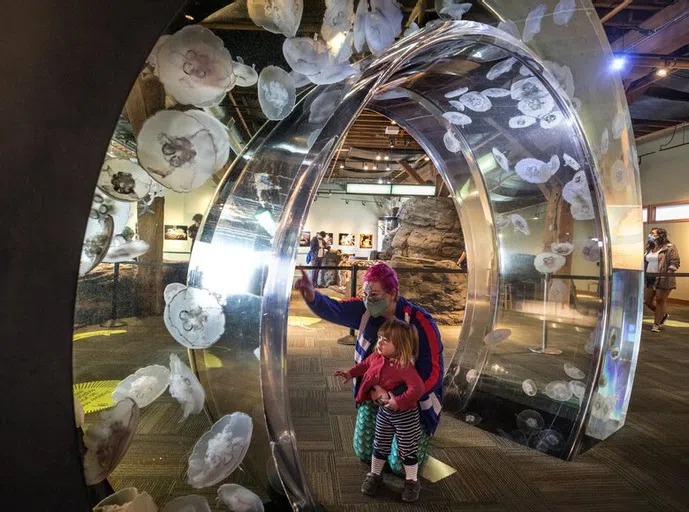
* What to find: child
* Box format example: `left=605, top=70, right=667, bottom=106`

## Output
left=335, top=318, right=425, bottom=502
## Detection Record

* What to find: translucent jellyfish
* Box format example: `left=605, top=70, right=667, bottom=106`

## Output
left=534, top=252, right=567, bottom=274
left=466, top=368, right=478, bottom=384
left=444, top=86, right=468, bottom=99
left=522, top=4, right=547, bottom=43
left=497, top=19, right=520, bottom=39
left=437, top=1, right=472, bottom=20
left=282, top=37, right=329, bottom=76
left=104, top=237, right=150, bottom=263
left=564, top=362, right=585, bottom=380
left=217, top=484, right=264, bottom=512
left=522, top=379, right=537, bottom=396
left=403, top=22, right=420, bottom=38
left=571, top=199, right=595, bottom=220
left=308, top=90, right=341, bottom=124
left=154, top=26, right=235, bottom=107
left=562, top=170, right=591, bottom=205
left=610, top=159, right=628, bottom=191
left=369, top=0, right=403, bottom=37
left=169, top=354, right=206, bottom=421
left=539, top=110, right=564, bottom=130
left=584, top=330, right=596, bottom=355
left=232, top=58, right=259, bottom=87
left=164, top=285, right=226, bottom=349
left=93, top=488, right=157, bottom=512
left=553, top=0, right=576, bottom=26
left=327, top=30, right=354, bottom=63
left=544, top=60, right=575, bottom=99
left=98, top=159, right=152, bottom=202
left=79, top=215, right=114, bottom=277
left=550, top=242, right=573, bottom=256
left=247, top=0, right=303, bottom=38
left=487, top=57, right=517, bottom=80
left=569, top=380, right=585, bottom=402
left=612, top=111, right=627, bottom=139
left=483, top=328, right=511, bottom=346
left=548, top=279, right=568, bottom=303
left=165, top=282, right=187, bottom=303
left=443, top=129, right=462, bottom=153
left=545, top=380, right=573, bottom=401
left=161, top=495, right=211, bottom=512
left=509, top=115, right=537, bottom=129
left=511, top=214, right=530, bottom=235
left=258, top=66, right=296, bottom=120
left=448, top=100, right=465, bottom=111
left=482, top=87, right=511, bottom=98
left=511, top=77, right=549, bottom=101
left=517, top=409, right=544, bottom=434
left=581, top=239, right=601, bottom=263
left=533, top=429, right=564, bottom=453
left=353, top=0, right=368, bottom=52
left=112, top=364, right=171, bottom=409
left=364, top=7, right=398, bottom=56
left=519, top=64, right=534, bottom=77
left=563, top=152, right=580, bottom=171
left=461, top=412, right=482, bottom=425
left=599, top=130, right=610, bottom=158
left=321, top=0, right=354, bottom=42
left=89, top=192, right=131, bottom=233
left=443, top=111, right=472, bottom=127
left=492, top=147, right=509, bottom=171
left=308, top=62, right=359, bottom=85
left=459, top=91, right=492, bottom=112
left=495, top=214, right=511, bottom=230
left=518, top=95, right=554, bottom=118
left=83, top=399, right=140, bottom=485
left=289, top=70, right=311, bottom=88
left=591, top=394, right=615, bottom=420
left=254, top=346, right=261, bottom=360
left=137, top=110, right=230, bottom=192
left=515, top=155, right=560, bottom=184
left=187, top=412, right=253, bottom=488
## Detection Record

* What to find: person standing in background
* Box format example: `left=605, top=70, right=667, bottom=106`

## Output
left=309, top=231, right=329, bottom=286
left=644, top=227, right=680, bottom=333
left=188, top=213, right=203, bottom=251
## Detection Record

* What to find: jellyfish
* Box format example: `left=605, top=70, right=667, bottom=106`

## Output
left=353, top=0, right=368, bottom=52
left=169, top=354, right=206, bottom=421
left=448, top=100, right=465, bottom=111
left=562, top=170, right=591, bottom=205
left=545, top=61, right=575, bottom=100
left=522, top=379, right=537, bottom=396
left=79, top=215, right=114, bottom=277
left=590, top=394, right=614, bottom=420
left=258, top=66, right=297, bottom=121
left=601, top=128, right=610, bottom=155
left=562, top=153, right=580, bottom=171
left=533, top=429, right=564, bottom=453
left=187, top=412, right=253, bottom=488
left=164, top=285, right=226, bottom=349
left=497, top=19, right=520, bottom=39
left=516, top=409, right=544, bottom=434
left=321, top=0, right=354, bottom=42
left=553, top=0, right=576, bottom=26
left=232, top=58, right=259, bottom=87
left=548, top=279, right=568, bottom=303
left=461, top=412, right=482, bottom=425
left=369, top=0, right=403, bottom=36
left=483, top=328, right=511, bottom=346
left=112, top=364, right=171, bottom=409
left=610, top=159, right=628, bottom=191
left=247, top=0, right=303, bottom=38
left=492, top=147, right=509, bottom=172
left=564, top=362, right=585, bottom=380
left=550, top=242, right=573, bottom=256
left=288, top=70, right=311, bottom=89
left=160, top=495, right=211, bottom=512
left=154, top=26, right=235, bottom=107
left=571, top=197, right=595, bottom=221
left=518, top=95, right=555, bottom=118
left=466, top=368, right=478, bottom=384
left=308, top=62, right=359, bottom=85
left=282, top=37, right=329, bottom=76
left=327, top=30, right=354, bottom=63
left=438, top=1, right=472, bottom=20
left=494, top=214, right=511, bottom=231
left=539, top=110, right=564, bottom=129
left=511, top=77, right=548, bottom=101
left=443, top=111, right=472, bottom=127
left=364, top=10, right=397, bottom=56
left=89, top=192, right=131, bottom=233
left=443, top=129, right=462, bottom=153
left=509, top=115, right=537, bottom=129
left=403, top=22, right=420, bottom=37
left=482, top=87, right=510, bottom=98
left=581, top=239, right=601, bottom=263
left=534, top=252, right=567, bottom=274
left=515, top=155, right=560, bottom=184
left=98, top=159, right=153, bottom=203
left=93, top=488, right=157, bottom=512
left=217, top=484, right=264, bottom=512
left=545, top=380, right=573, bottom=401
left=444, top=86, right=468, bottom=99
left=569, top=380, right=586, bottom=402
left=584, top=330, right=597, bottom=355
left=308, top=90, right=341, bottom=124
left=458, top=91, right=492, bottom=112
left=522, top=4, right=547, bottom=43
left=137, top=110, right=230, bottom=192
left=612, top=111, right=627, bottom=139
left=83, top=399, right=140, bottom=485
left=104, top=238, right=150, bottom=263
left=487, top=57, right=517, bottom=80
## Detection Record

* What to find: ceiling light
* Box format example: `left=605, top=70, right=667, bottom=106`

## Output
left=386, top=166, right=391, bottom=171
left=656, top=68, right=668, bottom=77
left=384, top=155, right=389, bottom=160
left=424, top=156, right=430, bottom=161
left=364, top=164, right=369, bottom=170
left=391, top=120, right=397, bottom=125
left=184, top=14, right=194, bottom=21
left=610, top=56, right=625, bottom=71
left=339, top=164, right=344, bottom=169
left=376, top=154, right=381, bottom=160
left=378, top=179, right=383, bottom=184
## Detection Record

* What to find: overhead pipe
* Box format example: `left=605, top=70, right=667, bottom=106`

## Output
left=600, top=0, right=632, bottom=23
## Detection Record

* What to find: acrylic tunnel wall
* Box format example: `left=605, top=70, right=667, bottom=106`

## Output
left=187, top=15, right=644, bottom=512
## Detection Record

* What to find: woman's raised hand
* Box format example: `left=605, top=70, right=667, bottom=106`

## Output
left=295, top=268, right=316, bottom=303
left=334, top=370, right=352, bottom=383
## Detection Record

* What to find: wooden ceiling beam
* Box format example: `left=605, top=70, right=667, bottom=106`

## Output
left=398, top=161, right=426, bottom=184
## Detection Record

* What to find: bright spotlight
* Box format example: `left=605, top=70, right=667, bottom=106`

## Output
left=656, top=68, right=668, bottom=77
left=611, top=57, right=625, bottom=71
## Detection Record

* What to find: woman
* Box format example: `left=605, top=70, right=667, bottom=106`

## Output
left=295, top=262, right=444, bottom=473
left=644, top=227, right=680, bottom=332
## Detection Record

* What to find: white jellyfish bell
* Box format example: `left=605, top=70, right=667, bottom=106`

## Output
left=482, top=87, right=511, bottom=98
left=550, top=242, right=573, bottom=256
left=533, top=429, right=564, bottom=453
left=515, top=155, right=560, bottom=184
left=522, top=379, right=537, bottom=396
left=137, top=110, right=230, bottom=193
left=154, top=26, right=235, bottom=107
left=443, top=129, right=463, bottom=153
left=494, top=214, right=511, bottom=231
left=444, top=86, right=468, bottom=99
left=539, top=110, right=564, bottom=129
left=90, top=192, right=131, bottom=234
left=612, top=111, right=627, bottom=139
left=104, top=237, right=150, bottom=263
left=436, top=1, right=472, bottom=20
left=169, top=354, right=206, bottom=421
left=534, top=252, right=566, bottom=274
left=247, top=0, right=303, bottom=38
left=79, top=215, right=114, bottom=277
left=289, top=70, right=312, bottom=88
left=564, top=362, right=585, bottom=380
left=364, top=0, right=403, bottom=56
left=610, top=159, right=628, bottom=191
left=591, top=394, right=615, bottom=420
left=487, top=57, right=517, bottom=80
left=217, top=484, right=264, bottom=512
left=465, top=368, right=478, bottom=384
left=569, top=380, right=585, bottom=403
left=509, top=115, right=537, bottom=129
left=492, top=147, right=509, bottom=171
left=562, top=170, right=591, bottom=205
left=518, top=95, right=555, bottom=118
left=308, top=62, right=359, bottom=84
left=308, top=90, right=341, bottom=124
left=353, top=0, right=368, bottom=52
left=510, top=214, right=530, bottom=235
left=282, top=37, right=330, bottom=76
left=511, top=76, right=549, bottom=101
left=601, top=127, right=610, bottom=155
left=562, top=153, right=581, bottom=171
left=187, top=412, right=253, bottom=488
left=545, top=380, right=573, bottom=401
left=442, top=111, right=472, bottom=127
left=548, top=279, right=568, bottom=303
left=161, top=495, right=211, bottom=512
left=232, top=58, right=259, bottom=87
left=98, top=159, right=153, bottom=203
left=448, top=99, right=465, bottom=111
left=93, top=488, right=158, bottom=512
left=258, top=66, right=297, bottom=121
left=164, top=284, right=226, bottom=349
left=112, top=364, right=171, bottom=409
left=522, top=4, right=547, bottom=43
left=497, top=19, right=520, bottom=40
left=581, top=239, right=601, bottom=263
left=403, top=21, right=420, bottom=38
left=553, top=0, right=576, bottom=26
left=459, top=91, right=492, bottom=112
left=517, top=409, right=545, bottom=434
left=483, top=328, right=511, bottom=346
left=461, top=412, right=482, bottom=425
left=571, top=198, right=595, bottom=221
left=544, top=60, right=575, bottom=100
left=83, top=399, right=140, bottom=485
left=321, top=0, right=354, bottom=42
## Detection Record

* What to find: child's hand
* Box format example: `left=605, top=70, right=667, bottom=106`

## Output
left=381, top=396, right=400, bottom=411
left=334, top=370, right=352, bottom=383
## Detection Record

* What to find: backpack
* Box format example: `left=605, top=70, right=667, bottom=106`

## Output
left=305, top=251, right=312, bottom=264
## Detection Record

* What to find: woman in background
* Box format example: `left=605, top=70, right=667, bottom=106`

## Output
left=644, top=227, right=680, bottom=332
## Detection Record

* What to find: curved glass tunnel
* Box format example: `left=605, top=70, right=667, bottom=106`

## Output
left=188, top=21, right=644, bottom=510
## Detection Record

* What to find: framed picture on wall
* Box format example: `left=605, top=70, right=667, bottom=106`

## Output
left=339, top=233, right=356, bottom=246
left=164, top=225, right=188, bottom=240
left=299, top=231, right=311, bottom=247
left=359, top=233, right=373, bottom=249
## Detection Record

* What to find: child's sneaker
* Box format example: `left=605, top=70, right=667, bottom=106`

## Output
left=651, top=324, right=660, bottom=333
left=401, top=479, right=421, bottom=502
left=361, top=472, right=383, bottom=496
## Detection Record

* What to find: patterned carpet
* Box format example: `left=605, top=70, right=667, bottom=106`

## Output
left=73, top=291, right=689, bottom=511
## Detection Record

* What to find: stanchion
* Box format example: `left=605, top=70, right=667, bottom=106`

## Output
left=529, top=273, right=561, bottom=355
left=337, top=264, right=358, bottom=346
left=100, top=262, right=128, bottom=329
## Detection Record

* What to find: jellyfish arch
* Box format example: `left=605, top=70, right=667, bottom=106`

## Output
left=188, top=14, right=643, bottom=512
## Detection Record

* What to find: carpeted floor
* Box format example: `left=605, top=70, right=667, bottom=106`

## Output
left=73, top=290, right=689, bottom=511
